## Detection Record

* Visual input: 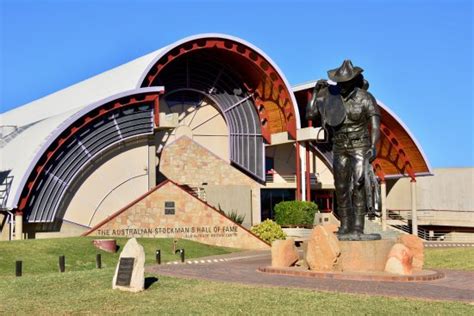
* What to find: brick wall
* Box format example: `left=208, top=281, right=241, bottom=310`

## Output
left=159, top=136, right=262, bottom=225
left=86, top=181, right=269, bottom=250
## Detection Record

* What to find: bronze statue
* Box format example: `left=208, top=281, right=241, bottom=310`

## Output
left=306, top=60, right=381, bottom=241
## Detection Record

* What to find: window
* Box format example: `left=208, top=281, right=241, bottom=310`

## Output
left=164, top=201, right=175, bottom=215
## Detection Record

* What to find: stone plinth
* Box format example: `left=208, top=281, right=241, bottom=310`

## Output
left=338, top=239, right=396, bottom=272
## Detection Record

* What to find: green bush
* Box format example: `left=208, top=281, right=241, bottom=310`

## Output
left=250, top=219, right=286, bottom=243
left=274, top=201, right=318, bottom=227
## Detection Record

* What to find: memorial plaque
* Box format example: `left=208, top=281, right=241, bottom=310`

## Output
left=116, top=257, right=135, bottom=286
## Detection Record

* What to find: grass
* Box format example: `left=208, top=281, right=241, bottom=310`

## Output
left=0, top=268, right=472, bottom=315
left=0, top=238, right=473, bottom=314
left=424, top=247, right=474, bottom=271
left=0, top=237, right=239, bottom=276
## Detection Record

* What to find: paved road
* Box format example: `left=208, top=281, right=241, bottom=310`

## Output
left=146, top=251, right=474, bottom=303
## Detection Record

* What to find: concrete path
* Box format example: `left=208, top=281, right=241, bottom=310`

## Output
left=146, top=251, right=474, bottom=303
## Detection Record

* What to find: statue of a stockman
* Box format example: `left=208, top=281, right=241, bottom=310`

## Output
left=306, top=60, right=381, bottom=241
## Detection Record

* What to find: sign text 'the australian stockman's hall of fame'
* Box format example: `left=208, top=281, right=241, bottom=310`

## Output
left=96, top=225, right=239, bottom=238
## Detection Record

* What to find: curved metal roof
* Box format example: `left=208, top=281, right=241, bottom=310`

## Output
left=14, top=88, right=163, bottom=220
left=1, top=34, right=301, bottom=210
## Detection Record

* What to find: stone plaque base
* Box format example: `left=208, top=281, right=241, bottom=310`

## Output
left=338, top=239, right=395, bottom=272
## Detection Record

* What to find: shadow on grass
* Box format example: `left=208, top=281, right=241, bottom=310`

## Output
left=145, top=277, right=159, bottom=289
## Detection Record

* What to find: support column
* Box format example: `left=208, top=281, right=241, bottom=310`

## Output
left=295, top=142, right=301, bottom=201
left=15, top=211, right=23, bottom=240
left=305, top=120, right=313, bottom=202
left=411, top=178, right=418, bottom=236
left=301, top=143, right=306, bottom=201
left=148, top=138, right=157, bottom=189
left=380, top=180, right=387, bottom=231
left=305, top=141, right=311, bottom=202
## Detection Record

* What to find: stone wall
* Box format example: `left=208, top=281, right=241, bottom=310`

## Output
left=86, top=181, right=269, bottom=250
left=159, top=136, right=262, bottom=225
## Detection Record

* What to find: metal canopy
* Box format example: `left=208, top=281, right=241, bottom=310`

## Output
left=25, top=104, right=154, bottom=223
left=157, top=52, right=265, bottom=181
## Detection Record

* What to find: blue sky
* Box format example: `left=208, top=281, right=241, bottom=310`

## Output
left=1, top=0, right=472, bottom=168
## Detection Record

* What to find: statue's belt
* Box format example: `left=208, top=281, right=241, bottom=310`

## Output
left=333, top=130, right=369, bottom=142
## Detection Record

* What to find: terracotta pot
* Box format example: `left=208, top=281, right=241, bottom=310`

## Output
left=93, top=239, right=117, bottom=253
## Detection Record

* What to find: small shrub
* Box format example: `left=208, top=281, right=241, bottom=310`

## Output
left=250, top=219, right=286, bottom=243
left=226, top=210, right=245, bottom=225
left=274, top=201, right=318, bottom=227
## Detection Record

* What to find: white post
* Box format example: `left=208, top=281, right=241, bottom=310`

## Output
left=300, top=143, right=306, bottom=201
left=380, top=180, right=387, bottom=231
left=411, top=179, right=418, bottom=236
left=15, top=211, right=23, bottom=240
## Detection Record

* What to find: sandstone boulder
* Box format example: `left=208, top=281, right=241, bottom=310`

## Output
left=271, top=239, right=299, bottom=268
left=305, top=225, right=341, bottom=271
left=112, top=238, right=145, bottom=292
left=398, top=234, right=424, bottom=270
left=384, top=243, right=413, bottom=275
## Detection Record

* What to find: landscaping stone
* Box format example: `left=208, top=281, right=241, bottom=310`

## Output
left=271, top=239, right=299, bottom=268
left=398, top=234, right=424, bottom=270
left=112, top=238, right=145, bottom=292
left=305, top=225, right=341, bottom=271
left=384, top=243, right=413, bottom=275
left=323, top=223, right=339, bottom=233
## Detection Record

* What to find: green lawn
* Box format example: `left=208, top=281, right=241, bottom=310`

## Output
left=0, top=237, right=238, bottom=276
left=424, top=247, right=474, bottom=271
left=0, top=238, right=473, bottom=315
left=0, top=268, right=472, bottom=315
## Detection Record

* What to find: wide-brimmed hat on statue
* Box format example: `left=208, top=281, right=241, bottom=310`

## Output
left=327, top=60, right=364, bottom=83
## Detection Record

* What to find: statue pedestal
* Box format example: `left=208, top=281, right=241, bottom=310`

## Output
left=338, top=239, right=395, bottom=272
left=262, top=226, right=441, bottom=282
left=261, top=238, right=444, bottom=282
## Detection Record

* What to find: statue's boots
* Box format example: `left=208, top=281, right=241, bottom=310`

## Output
left=351, top=214, right=381, bottom=241
left=336, top=208, right=353, bottom=240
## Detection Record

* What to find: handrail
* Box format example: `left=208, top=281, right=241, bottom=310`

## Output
left=386, top=209, right=474, bottom=242
left=265, top=173, right=309, bottom=184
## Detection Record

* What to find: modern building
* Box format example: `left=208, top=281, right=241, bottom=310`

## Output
left=2, top=34, right=467, bottom=243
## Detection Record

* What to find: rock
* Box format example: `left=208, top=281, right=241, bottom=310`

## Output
left=305, top=225, right=341, bottom=271
left=398, top=234, right=424, bottom=270
left=271, top=239, right=299, bottom=268
left=112, top=238, right=145, bottom=292
left=384, top=243, right=413, bottom=275
left=323, top=224, right=339, bottom=233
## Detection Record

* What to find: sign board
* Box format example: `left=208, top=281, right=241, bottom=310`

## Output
left=115, top=257, right=135, bottom=286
